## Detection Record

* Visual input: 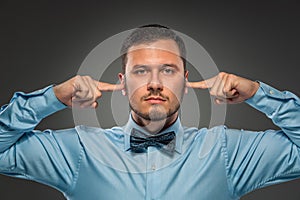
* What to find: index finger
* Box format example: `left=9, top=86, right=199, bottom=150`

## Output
left=186, top=76, right=216, bottom=89
left=97, top=81, right=124, bottom=92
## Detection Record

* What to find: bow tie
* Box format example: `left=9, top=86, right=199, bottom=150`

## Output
left=130, top=128, right=176, bottom=153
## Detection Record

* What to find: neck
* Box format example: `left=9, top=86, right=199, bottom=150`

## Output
left=131, top=111, right=178, bottom=134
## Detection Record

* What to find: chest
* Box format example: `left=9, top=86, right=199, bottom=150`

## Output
left=68, top=145, right=234, bottom=200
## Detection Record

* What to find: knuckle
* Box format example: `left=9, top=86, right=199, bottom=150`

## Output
left=217, top=92, right=224, bottom=97
left=86, top=76, right=93, bottom=81
left=82, top=75, right=92, bottom=81
left=73, top=75, right=82, bottom=83
left=222, top=87, right=229, bottom=94
left=74, top=75, right=82, bottom=81
left=227, top=73, right=235, bottom=79
left=74, top=75, right=81, bottom=79
left=218, top=72, right=226, bottom=77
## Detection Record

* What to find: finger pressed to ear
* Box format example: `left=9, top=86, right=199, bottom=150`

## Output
left=186, top=74, right=220, bottom=89
left=97, top=81, right=124, bottom=91
left=186, top=81, right=209, bottom=89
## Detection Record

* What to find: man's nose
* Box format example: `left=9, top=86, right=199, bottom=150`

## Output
left=147, top=72, right=163, bottom=92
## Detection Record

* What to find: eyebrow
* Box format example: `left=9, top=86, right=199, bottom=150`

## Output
left=131, top=63, right=180, bottom=70
left=161, top=63, right=179, bottom=70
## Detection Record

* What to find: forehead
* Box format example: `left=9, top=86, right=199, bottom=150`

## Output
left=126, top=40, right=183, bottom=69
left=128, top=39, right=180, bottom=54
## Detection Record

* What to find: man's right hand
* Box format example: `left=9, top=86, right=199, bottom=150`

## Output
left=53, top=75, right=124, bottom=108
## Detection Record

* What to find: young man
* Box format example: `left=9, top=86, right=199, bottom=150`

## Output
left=0, top=25, right=299, bottom=199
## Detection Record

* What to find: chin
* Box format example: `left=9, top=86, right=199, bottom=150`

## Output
left=141, top=107, right=168, bottom=121
left=130, top=102, right=179, bottom=121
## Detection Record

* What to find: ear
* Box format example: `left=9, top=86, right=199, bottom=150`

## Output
left=118, top=73, right=126, bottom=96
left=184, top=70, right=189, bottom=94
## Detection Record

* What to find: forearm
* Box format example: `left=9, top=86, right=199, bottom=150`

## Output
left=246, top=81, right=300, bottom=146
left=0, top=86, right=66, bottom=153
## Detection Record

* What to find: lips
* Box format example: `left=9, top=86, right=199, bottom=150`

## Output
left=144, top=96, right=167, bottom=104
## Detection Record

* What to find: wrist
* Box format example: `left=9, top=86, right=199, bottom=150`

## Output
left=250, top=81, right=260, bottom=98
left=53, top=84, right=67, bottom=106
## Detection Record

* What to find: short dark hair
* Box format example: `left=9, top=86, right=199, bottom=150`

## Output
left=120, top=24, right=187, bottom=73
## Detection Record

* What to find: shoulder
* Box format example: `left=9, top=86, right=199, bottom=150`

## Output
left=74, top=125, right=125, bottom=150
left=74, top=125, right=124, bottom=137
left=183, top=125, right=227, bottom=157
left=182, top=125, right=227, bottom=143
left=33, top=128, right=83, bottom=154
left=191, top=125, right=227, bottom=141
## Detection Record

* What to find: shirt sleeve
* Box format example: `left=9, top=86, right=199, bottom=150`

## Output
left=246, top=81, right=300, bottom=146
left=223, top=82, right=300, bottom=198
left=0, top=86, right=83, bottom=195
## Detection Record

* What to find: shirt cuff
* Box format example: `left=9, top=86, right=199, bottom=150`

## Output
left=245, top=81, right=284, bottom=118
left=29, top=85, right=67, bottom=119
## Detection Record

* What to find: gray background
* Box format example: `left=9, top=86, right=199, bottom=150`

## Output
left=0, top=0, right=300, bottom=199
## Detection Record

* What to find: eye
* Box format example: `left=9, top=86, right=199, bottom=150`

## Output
left=162, top=67, right=175, bottom=75
left=133, top=68, right=148, bottom=75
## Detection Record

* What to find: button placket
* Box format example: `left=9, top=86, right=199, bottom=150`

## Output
left=145, top=147, right=161, bottom=200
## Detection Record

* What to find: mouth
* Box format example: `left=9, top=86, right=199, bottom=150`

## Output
left=144, top=96, right=167, bottom=104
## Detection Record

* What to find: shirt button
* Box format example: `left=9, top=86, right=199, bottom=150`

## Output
left=151, top=164, right=156, bottom=171
left=269, top=90, right=274, bottom=95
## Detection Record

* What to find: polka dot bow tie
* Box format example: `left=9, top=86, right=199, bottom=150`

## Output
left=130, top=128, right=176, bottom=153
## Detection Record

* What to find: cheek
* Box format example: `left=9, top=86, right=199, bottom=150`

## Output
left=125, top=75, right=148, bottom=93
left=164, top=80, right=185, bottom=97
left=125, top=81, right=147, bottom=100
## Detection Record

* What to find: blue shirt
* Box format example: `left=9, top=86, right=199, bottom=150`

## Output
left=0, top=82, right=299, bottom=200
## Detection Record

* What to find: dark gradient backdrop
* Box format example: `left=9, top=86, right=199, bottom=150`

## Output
left=0, top=0, right=300, bottom=199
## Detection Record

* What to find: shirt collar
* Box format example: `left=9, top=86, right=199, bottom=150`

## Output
left=123, top=115, right=183, bottom=154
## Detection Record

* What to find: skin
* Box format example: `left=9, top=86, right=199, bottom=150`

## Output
left=53, top=39, right=260, bottom=134
left=119, top=40, right=188, bottom=133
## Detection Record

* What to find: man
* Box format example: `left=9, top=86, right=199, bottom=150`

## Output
left=0, top=25, right=299, bottom=199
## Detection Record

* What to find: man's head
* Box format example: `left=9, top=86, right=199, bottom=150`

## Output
left=120, top=24, right=187, bottom=73
left=119, top=24, right=189, bottom=129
